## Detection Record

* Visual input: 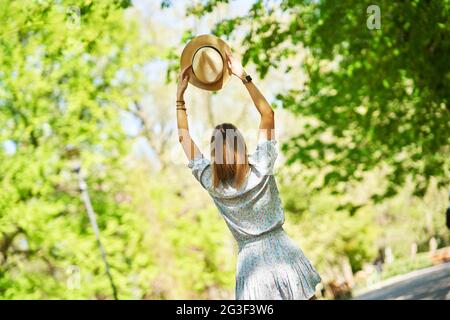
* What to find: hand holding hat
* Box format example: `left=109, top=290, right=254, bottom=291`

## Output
left=226, top=53, right=247, bottom=81
left=177, top=65, right=191, bottom=100
left=180, top=34, right=232, bottom=91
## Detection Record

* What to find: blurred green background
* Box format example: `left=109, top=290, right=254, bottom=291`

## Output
left=0, top=0, right=449, bottom=299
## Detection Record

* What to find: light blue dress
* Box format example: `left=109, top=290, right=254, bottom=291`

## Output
left=188, top=139, right=321, bottom=300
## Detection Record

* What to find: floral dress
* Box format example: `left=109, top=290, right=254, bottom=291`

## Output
left=188, top=139, right=321, bottom=299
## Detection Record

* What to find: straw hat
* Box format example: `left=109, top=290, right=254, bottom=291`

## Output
left=180, top=34, right=232, bottom=91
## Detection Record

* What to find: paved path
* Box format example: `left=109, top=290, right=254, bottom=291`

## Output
left=355, top=263, right=450, bottom=300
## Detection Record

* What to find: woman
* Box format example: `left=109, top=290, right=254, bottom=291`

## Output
left=176, top=53, right=321, bottom=300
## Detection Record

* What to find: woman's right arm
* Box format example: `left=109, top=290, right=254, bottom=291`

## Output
left=176, top=66, right=203, bottom=161
left=227, top=54, right=275, bottom=141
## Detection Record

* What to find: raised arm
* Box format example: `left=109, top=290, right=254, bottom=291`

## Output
left=227, top=54, right=275, bottom=141
left=176, top=66, right=202, bottom=161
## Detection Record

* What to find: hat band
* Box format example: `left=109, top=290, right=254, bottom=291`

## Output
left=191, top=45, right=224, bottom=83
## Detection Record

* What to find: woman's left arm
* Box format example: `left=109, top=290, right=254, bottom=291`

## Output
left=176, top=66, right=202, bottom=161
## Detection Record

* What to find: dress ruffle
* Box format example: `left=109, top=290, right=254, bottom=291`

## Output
left=236, top=227, right=321, bottom=300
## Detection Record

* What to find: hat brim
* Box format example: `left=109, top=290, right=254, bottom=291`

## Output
left=180, top=34, right=232, bottom=92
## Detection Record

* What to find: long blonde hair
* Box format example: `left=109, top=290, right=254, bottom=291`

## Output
left=210, top=123, right=249, bottom=189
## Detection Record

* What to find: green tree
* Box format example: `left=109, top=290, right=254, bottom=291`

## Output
left=0, top=0, right=155, bottom=299
left=280, top=173, right=379, bottom=276
left=178, top=0, right=450, bottom=202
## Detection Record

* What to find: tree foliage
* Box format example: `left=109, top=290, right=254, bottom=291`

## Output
left=0, top=0, right=154, bottom=299
left=1, top=0, right=448, bottom=300
left=183, top=0, right=450, bottom=200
